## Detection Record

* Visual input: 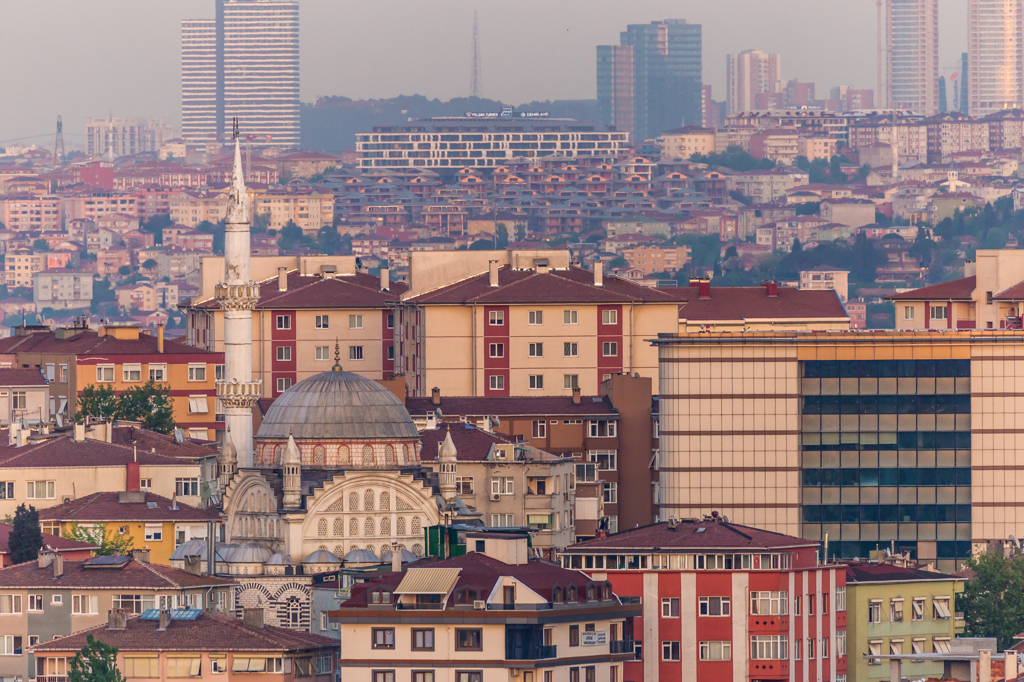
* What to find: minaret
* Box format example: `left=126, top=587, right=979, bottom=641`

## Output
left=215, top=123, right=262, bottom=477
left=438, top=427, right=457, bottom=504
left=282, top=433, right=302, bottom=509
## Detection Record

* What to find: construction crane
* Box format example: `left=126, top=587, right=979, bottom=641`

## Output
left=52, top=115, right=65, bottom=168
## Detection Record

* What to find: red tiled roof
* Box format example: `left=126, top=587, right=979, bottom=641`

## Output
left=0, top=431, right=215, bottom=469
left=885, top=276, right=976, bottom=301
left=31, top=611, right=333, bottom=653
left=108, top=427, right=217, bottom=460
left=994, top=278, right=1024, bottom=300
left=0, top=329, right=217, bottom=357
left=663, top=286, right=849, bottom=322
left=407, top=265, right=680, bottom=305
left=0, top=368, right=47, bottom=386
left=405, top=395, right=616, bottom=418
left=0, top=523, right=98, bottom=556
left=418, top=424, right=517, bottom=462
left=188, top=269, right=405, bottom=309
left=842, top=561, right=963, bottom=584
left=0, top=557, right=233, bottom=589
left=564, top=519, right=817, bottom=552
left=37, top=492, right=221, bottom=523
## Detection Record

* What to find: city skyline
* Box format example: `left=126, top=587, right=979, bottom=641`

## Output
left=0, top=0, right=972, bottom=147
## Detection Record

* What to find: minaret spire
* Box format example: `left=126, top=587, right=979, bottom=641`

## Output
left=215, top=119, right=262, bottom=479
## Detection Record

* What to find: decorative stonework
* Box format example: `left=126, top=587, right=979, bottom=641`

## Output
left=215, top=282, right=261, bottom=311
left=217, top=379, right=263, bottom=408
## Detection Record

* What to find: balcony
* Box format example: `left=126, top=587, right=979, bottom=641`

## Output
left=38, top=677, right=69, bottom=682
left=609, top=639, right=635, bottom=655
left=506, top=645, right=557, bottom=661
left=749, top=660, right=789, bottom=679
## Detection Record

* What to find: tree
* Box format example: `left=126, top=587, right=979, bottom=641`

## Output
left=140, top=214, right=172, bottom=244
left=32, top=239, right=49, bottom=252
left=68, top=634, right=126, bottom=682
left=252, top=211, right=271, bottom=234
left=690, top=145, right=775, bottom=172
left=64, top=522, right=134, bottom=557
left=117, top=265, right=131, bottom=276
left=795, top=202, right=821, bottom=216
left=495, top=223, right=510, bottom=249
left=8, top=504, right=43, bottom=564
left=278, top=220, right=306, bottom=251
left=316, top=225, right=342, bottom=254
left=116, top=381, right=176, bottom=434
left=958, top=551, right=1024, bottom=650
left=77, top=384, right=118, bottom=421
left=141, top=259, right=157, bottom=271
left=829, top=155, right=845, bottom=183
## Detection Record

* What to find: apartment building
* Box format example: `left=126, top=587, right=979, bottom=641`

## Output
left=0, top=195, right=62, bottom=232
left=885, top=0, right=939, bottom=114
left=0, top=554, right=235, bottom=682
left=799, top=267, right=849, bottom=302
left=85, top=117, right=173, bottom=158
left=968, top=0, right=1024, bottom=116
left=253, top=188, right=334, bottom=234
left=0, top=525, right=96, bottom=568
left=0, top=368, right=50, bottom=426
left=750, top=130, right=800, bottom=165
left=563, top=517, right=848, bottom=682
left=5, top=250, right=45, bottom=289
left=32, top=271, right=94, bottom=311
left=330, top=544, right=640, bottom=682
left=61, top=191, right=138, bottom=222
left=621, top=245, right=692, bottom=276
left=727, top=49, right=782, bottom=115
left=657, top=127, right=716, bottom=160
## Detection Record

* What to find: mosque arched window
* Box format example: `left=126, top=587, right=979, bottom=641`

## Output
left=397, top=517, right=406, bottom=535
left=317, top=519, right=327, bottom=537
left=384, top=445, right=394, bottom=465
left=412, top=517, right=422, bottom=535
left=362, top=446, right=374, bottom=465
left=349, top=492, right=359, bottom=511
left=349, top=518, right=359, bottom=536
left=333, top=518, right=344, bottom=536
left=364, top=518, right=375, bottom=536
left=364, top=489, right=374, bottom=511
left=380, top=491, right=390, bottom=510
left=314, top=446, right=325, bottom=465
left=380, top=518, right=391, bottom=536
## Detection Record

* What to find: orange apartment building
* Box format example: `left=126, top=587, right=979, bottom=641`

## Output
left=253, top=188, right=334, bottom=235
left=61, top=191, right=138, bottom=222
left=621, top=245, right=692, bottom=275
left=0, top=195, right=62, bottom=232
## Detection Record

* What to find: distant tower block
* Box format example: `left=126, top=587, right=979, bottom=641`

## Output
left=471, top=11, right=482, bottom=98
left=52, top=115, right=65, bottom=168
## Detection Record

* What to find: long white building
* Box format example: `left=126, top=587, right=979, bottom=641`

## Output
left=886, top=0, right=939, bottom=114
left=85, top=117, right=174, bottom=157
left=968, top=0, right=1024, bottom=116
left=726, top=49, right=781, bottom=115
left=181, top=18, right=217, bottom=144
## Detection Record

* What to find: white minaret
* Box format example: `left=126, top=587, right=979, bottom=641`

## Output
left=438, top=428, right=458, bottom=504
left=215, top=129, right=262, bottom=475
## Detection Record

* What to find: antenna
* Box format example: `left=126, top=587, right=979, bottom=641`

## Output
left=53, top=115, right=65, bottom=168
left=470, top=11, right=482, bottom=98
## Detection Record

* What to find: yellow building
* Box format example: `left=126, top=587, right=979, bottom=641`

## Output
left=657, top=126, right=716, bottom=159
left=169, top=186, right=260, bottom=228
left=621, top=245, right=691, bottom=275
left=253, top=188, right=334, bottom=235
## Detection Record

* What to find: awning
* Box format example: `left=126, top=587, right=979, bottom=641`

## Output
left=934, top=600, right=951, bottom=618
left=394, top=567, right=461, bottom=595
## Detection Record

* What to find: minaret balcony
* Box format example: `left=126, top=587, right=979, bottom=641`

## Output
left=216, top=379, right=263, bottom=408
left=215, top=282, right=261, bottom=311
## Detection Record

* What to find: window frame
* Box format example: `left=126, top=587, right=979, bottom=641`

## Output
left=563, top=342, right=578, bottom=357
left=455, top=628, right=482, bottom=651
left=661, top=640, right=680, bottom=661
left=315, top=314, right=329, bottom=329
left=528, top=310, right=543, bottom=325
left=96, top=364, right=115, bottom=383
left=528, top=342, right=543, bottom=357
left=488, top=310, right=504, bottom=326
left=276, top=315, right=291, bottom=330
left=122, top=363, right=142, bottom=383
left=187, top=364, right=206, bottom=382
left=563, top=310, right=578, bottom=325
left=372, top=627, right=396, bottom=650
left=412, top=628, right=435, bottom=652
left=602, top=341, right=618, bottom=357
left=349, top=345, right=364, bottom=361
left=602, top=309, right=618, bottom=325
left=276, top=346, right=292, bottom=362
left=529, top=374, right=544, bottom=389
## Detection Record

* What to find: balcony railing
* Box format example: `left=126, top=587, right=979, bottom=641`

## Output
left=38, top=676, right=69, bottom=682
left=506, top=645, right=557, bottom=661
left=609, top=639, right=635, bottom=655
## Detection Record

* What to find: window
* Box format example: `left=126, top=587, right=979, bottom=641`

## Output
left=122, top=364, right=142, bottom=382
left=188, top=364, right=206, bottom=382
left=388, top=345, right=394, bottom=361
left=589, top=450, right=617, bottom=470
left=699, top=596, right=730, bottom=616
left=96, top=365, right=115, bottom=382
left=492, top=477, right=514, bottom=495
left=149, top=364, right=166, bottom=381
left=602, top=342, right=618, bottom=357
left=868, top=640, right=882, bottom=665
left=661, top=641, right=680, bottom=661
left=28, top=595, right=43, bottom=612
left=60, top=364, right=68, bottom=382
left=837, top=631, right=847, bottom=656
left=314, top=654, right=331, bottom=675
left=912, top=598, right=925, bottom=621
left=372, top=628, right=395, bottom=649
left=575, top=463, right=597, bottom=482
left=868, top=600, right=882, bottom=623
left=276, top=315, right=291, bottom=330
left=794, top=638, right=801, bottom=660
left=589, top=420, right=617, bottom=438
left=456, top=477, right=474, bottom=495
left=750, top=591, right=788, bottom=615
left=602, top=310, right=618, bottom=325
left=564, top=310, right=578, bottom=324
left=349, top=346, right=364, bottom=361
left=809, top=594, right=815, bottom=615
left=369, top=590, right=392, bottom=604
left=822, top=593, right=829, bottom=614
left=890, top=599, right=904, bottom=622
left=412, top=629, right=435, bottom=651
left=529, top=342, right=543, bottom=357
left=904, top=306, right=915, bottom=320
left=188, top=396, right=208, bottom=414
left=26, top=481, right=55, bottom=499
left=699, top=641, right=731, bottom=661
left=456, top=674, right=481, bottom=682
left=931, top=305, right=947, bottom=320
left=372, top=673, right=395, bottom=682
left=489, top=343, right=505, bottom=358
left=661, top=598, right=679, bottom=618
left=0, top=595, right=22, bottom=615
left=569, top=670, right=579, bottom=682
left=532, top=420, right=546, bottom=438
left=456, top=629, right=482, bottom=651
left=175, top=478, right=199, bottom=496
left=211, top=657, right=227, bottom=674
left=71, top=594, right=97, bottom=615
left=933, top=638, right=952, bottom=654
left=794, top=595, right=800, bottom=615
left=166, top=657, right=201, bottom=677
left=603, top=482, right=617, bottom=503
left=836, top=586, right=846, bottom=612
left=750, top=635, right=788, bottom=660
left=563, top=374, right=578, bottom=389
left=489, top=375, right=504, bottom=390
left=529, top=374, right=544, bottom=389
left=315, top=315, right=329, bottom=329
left=124, top=657, right=160, bottom=678
left=529, top=310, right=543, bottom=325
left=145, top=525, right=163, bottom=542
left=113, top=595, right=154, bottom=614
left=889, top=640, right=903, bottom=656
left=276, top=346, right=292, bottom=361
left=491, top=513, right=514, bottom=526
left=563, top=342, right=578, bottom=357
left=807, top=638, right=815, bottom=659
left=315, top=346, right=330, bottom=361
left=489, top=310, right=504, bottom=325
left=0, top=482, right=11, bottom=499
left=412, top=673, right=433, bottom=682
left=933, top=598, right=951, bottom=619
left=821, top=637, right=829, bottom=659
left=11, top=391, right=25, bottom=410
left=277, top=378, right=292, bottom=392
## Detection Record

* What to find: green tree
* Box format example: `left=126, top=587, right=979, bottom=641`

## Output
left=32, top=239, right=49, bottom=252
left=117, top=265, right=131, bottom=276
left=690, top=145, right=775, bottom=172
left=63, top=522, right=134, bottom=557
left=829, top=155, right=845, bottom=183
left=795, top=202, right=821, bottom=216
left=116, top=381, right=175, bottom=434
left=252, top=211, right=271, bottom=234
left=958, top=551, right=1024, bottom=650
left=278, top=220, right=306, bottom=251
left=495, top=223, right=510, bottom=249
left=140, top=214, right=172, bottom=245
left=8, top=503, right=43, bottom=564
left=68, top=634, right=126, bottom=682
left=77, top=384, right=118, bottom=420
left=469, top=239, right=492, bottom=250
left=141, top=259, right=157, bottom=271
left=316, top=225, right=342, bottom=254
left=196, top=220, right=226, bottom=254
left=724, top=245, right=738, bottom=260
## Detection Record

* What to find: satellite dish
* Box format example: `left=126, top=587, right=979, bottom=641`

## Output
left=491, top=415, right=500, bottom=427
left=35, top=314, right=43, bottom=324
left=174, top=427, right=185, bottom=444
left=435, top=408, right=443, bottom=421
left=1011, top=535, right=1021, bottom=551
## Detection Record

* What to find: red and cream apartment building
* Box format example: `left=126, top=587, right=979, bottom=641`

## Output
left=563, top=518, right=847, bottom=682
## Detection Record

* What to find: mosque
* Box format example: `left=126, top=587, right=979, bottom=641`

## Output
left=170, top=135, right=470, bottom=629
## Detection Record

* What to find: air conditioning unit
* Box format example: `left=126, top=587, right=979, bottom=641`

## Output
left=510, top=669, right=521, bottom=677
left=491, top=493, right=501, bottom=501
left=473, top=600, right=486, bottom=610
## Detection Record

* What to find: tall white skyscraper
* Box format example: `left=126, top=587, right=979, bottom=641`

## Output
left=181, top=0, right=299, bottom=148
left=726, top=49, right=782, bottom=115
left=968, top=0, right=1024, bottom=116
left=181, top=19, right=217, bottom=143
left=886, top=0, right=939, bottom=114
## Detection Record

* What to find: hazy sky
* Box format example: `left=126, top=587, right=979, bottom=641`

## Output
left=0, top=0, right=970, bottom=149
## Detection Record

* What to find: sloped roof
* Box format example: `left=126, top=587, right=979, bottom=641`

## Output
left=0, top=430, right=214, bottom=469
left=189, top=269, right=405, bottom=310
left=418, top=424, right=518, bottom=462
left=563, top=519, right=817, bottom=552
left=37, top=492, right=221, bottom=523
left=843, top=561, right=964, bottom=584
left=0, top=523, right=98, bottom=556
left=0, top=368, right=47, bottom=386
left=0, top=329, right=217, bottom=357
left=405, top=395, right=616, bottom=418
left=994, top=279, right=1024, bottom=300
left=0, top=557, right=232, bottom=589
left=665, top=286, right=849, bottom=322
left=885, top=276, right=976, bottom=301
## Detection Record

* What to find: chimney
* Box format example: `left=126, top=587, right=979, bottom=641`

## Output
left=107, top=608, right=127, bottom=631
left=158, top=609, right=172, bottom=632
left=762, top=280, right=778, bottom=297
left=184, top=556, right=201, bottom=576
left=979, top=650, right=991, bottom=682
left=431, top=387, right=441, bottom=406
left=593, top=261, right=603, bottom=287
left=74, top=423, right=86, bottom=442
left=1007, top=651, right=1019, bottom=681
left=243, top=608, right=265, bottom=630
left=53, top=553, right=64, bottom=578
left=488, top=260, right=499, bottom=287
left=689, top=278, right=711, bottom=300
left=157, top=324, right=164, bottom=354
left=37, top=551, right=53, bottom=569
left=8, top=422, right=18, bottom=446
left=572, top=386, right=581, bottom=405
left=126, top=461, right=141, bottom=492
left=16, top=428, right=27, bottom=447
left=391, top=544, right=402, bottom=573
left=380, top=267, right=390, bottom=292
left=278, top=267, right=288, bottom=292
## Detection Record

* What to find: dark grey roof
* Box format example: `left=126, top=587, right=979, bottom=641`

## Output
left=256, top=369, right=419, bottom=440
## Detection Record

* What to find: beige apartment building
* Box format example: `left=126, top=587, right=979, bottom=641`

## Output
left=0, top=195, right=62, bottom=232
left=799, top=266, right=850, bottom=302
left=61, top=191, right=138, bottom=222
left=621, top=245, right=691, bottom=276
left=33, top=271, right=94, bottom=310
left=5, top=250, right=45, bottom=289
left=253, top=188, right=334, bottom=235
left=656, top=126, right=715, bottom=159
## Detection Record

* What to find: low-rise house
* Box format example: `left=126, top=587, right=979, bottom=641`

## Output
left=0, top=368, right=49, bottom=425
left=0, top=523, right=96, bottom=568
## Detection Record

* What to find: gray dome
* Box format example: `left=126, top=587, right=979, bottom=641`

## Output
left=265, top=552, right=294, bottom=565
left=256, top=369, right=419, bottom=440
left=380, top=548, right=419, bottom=564
left=226, top=543, right=274, bottom=564
left=303, top=549, right=341, bottom=564
left=169, top=539, right=206, bottom=561
left=343, top=549, right=380, bottom=563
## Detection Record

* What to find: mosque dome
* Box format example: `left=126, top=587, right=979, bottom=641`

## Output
left=225, top=542, right=274, bottom=564
left=265, top=552, right=295, bottom=566
left=256, top=367, right=419, bottom=441
left=343, top=549, right=380, bottom=564
left=380, top=548, right=419, bottom=565
left=303, top=549, right=342, bottom=565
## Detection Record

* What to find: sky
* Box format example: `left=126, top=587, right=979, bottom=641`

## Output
left=0, top=0, right=970, bottom=150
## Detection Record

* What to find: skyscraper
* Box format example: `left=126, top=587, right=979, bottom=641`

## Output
left=726, top=49, right=781, bottom=115
left=181, top=19, right=217, bottom=143
left=182, top=0, right=300, bottom=148
left=596, top=45, right=634, bottom=134
left=597, top=19, right=702, bottom=142
left=968, top=0, right=1024, bottom=116
left=886, top=0, right=939, bottom=114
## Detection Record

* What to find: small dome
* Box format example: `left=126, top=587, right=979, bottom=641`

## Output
left=215, top=543, right=240, bottom=562
left=226, top=543, right=274, bottom=564
left=380, top=548, right=419, bottom=564
left=169, top=539, right=206, bottom=561
left=343, top=549, right=380, bottom=563
left=257, top=369, right=419, bottom=440
left=265, top=552, right=294, bottom=566
left=303, top=549, right=341, bottom=564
